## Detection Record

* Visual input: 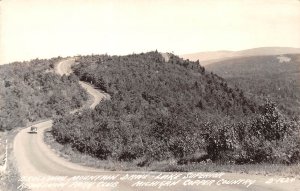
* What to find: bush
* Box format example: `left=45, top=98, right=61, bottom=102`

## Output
left=206, top=100, right=300, bottom=164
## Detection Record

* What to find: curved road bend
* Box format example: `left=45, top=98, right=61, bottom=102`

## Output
left=13, top=59, right=300, bottom=191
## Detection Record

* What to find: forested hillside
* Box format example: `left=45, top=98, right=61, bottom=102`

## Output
left=0, top=58, right=88, bottom=130
left=52, top=51, right=300, bottom=165
left=206, top=54, right=300, bottom=119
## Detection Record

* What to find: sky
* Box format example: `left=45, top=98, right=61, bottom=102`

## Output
left=0, top=0, right=300, bottom=64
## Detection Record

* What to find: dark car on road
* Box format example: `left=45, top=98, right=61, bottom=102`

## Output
left=30, top=126, right=37, bottom=134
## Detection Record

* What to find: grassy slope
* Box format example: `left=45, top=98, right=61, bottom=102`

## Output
left=206, top=54, right=300, bottom=119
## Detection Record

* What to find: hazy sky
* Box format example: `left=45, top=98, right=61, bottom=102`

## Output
left=1, top=0, right=300, bottom=64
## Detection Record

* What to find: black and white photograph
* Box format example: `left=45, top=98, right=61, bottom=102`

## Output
left=0, top=0, right=300, bottom=190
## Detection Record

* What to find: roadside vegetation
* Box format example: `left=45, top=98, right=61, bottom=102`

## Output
left=0, top=58, right=88, bottom=131
left=52, top=51, right=300, bottom=167
left=0, top=128, right=27, bottom=191
left=45, top=130, right=300, bottom=176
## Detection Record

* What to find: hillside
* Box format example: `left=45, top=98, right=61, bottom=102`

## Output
left=0, top=58, right=87, bottom=130
left=52, top=51, right=300, bottom=165
left=206, top=54, right=300, bottom=119
left=181, top=47, right=300, bottom=65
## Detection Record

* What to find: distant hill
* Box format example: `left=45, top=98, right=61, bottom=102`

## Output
left=206, top=54, right=300, bottom=119
left=181, top=47, right=300, bottom=66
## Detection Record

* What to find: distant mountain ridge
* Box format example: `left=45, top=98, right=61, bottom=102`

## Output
left=206, top=53, right=300, bottom=119
left=181, top=47, right=300, bottom=66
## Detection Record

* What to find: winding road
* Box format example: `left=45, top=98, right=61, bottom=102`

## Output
left=13, top=59, right=300, bottom=191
